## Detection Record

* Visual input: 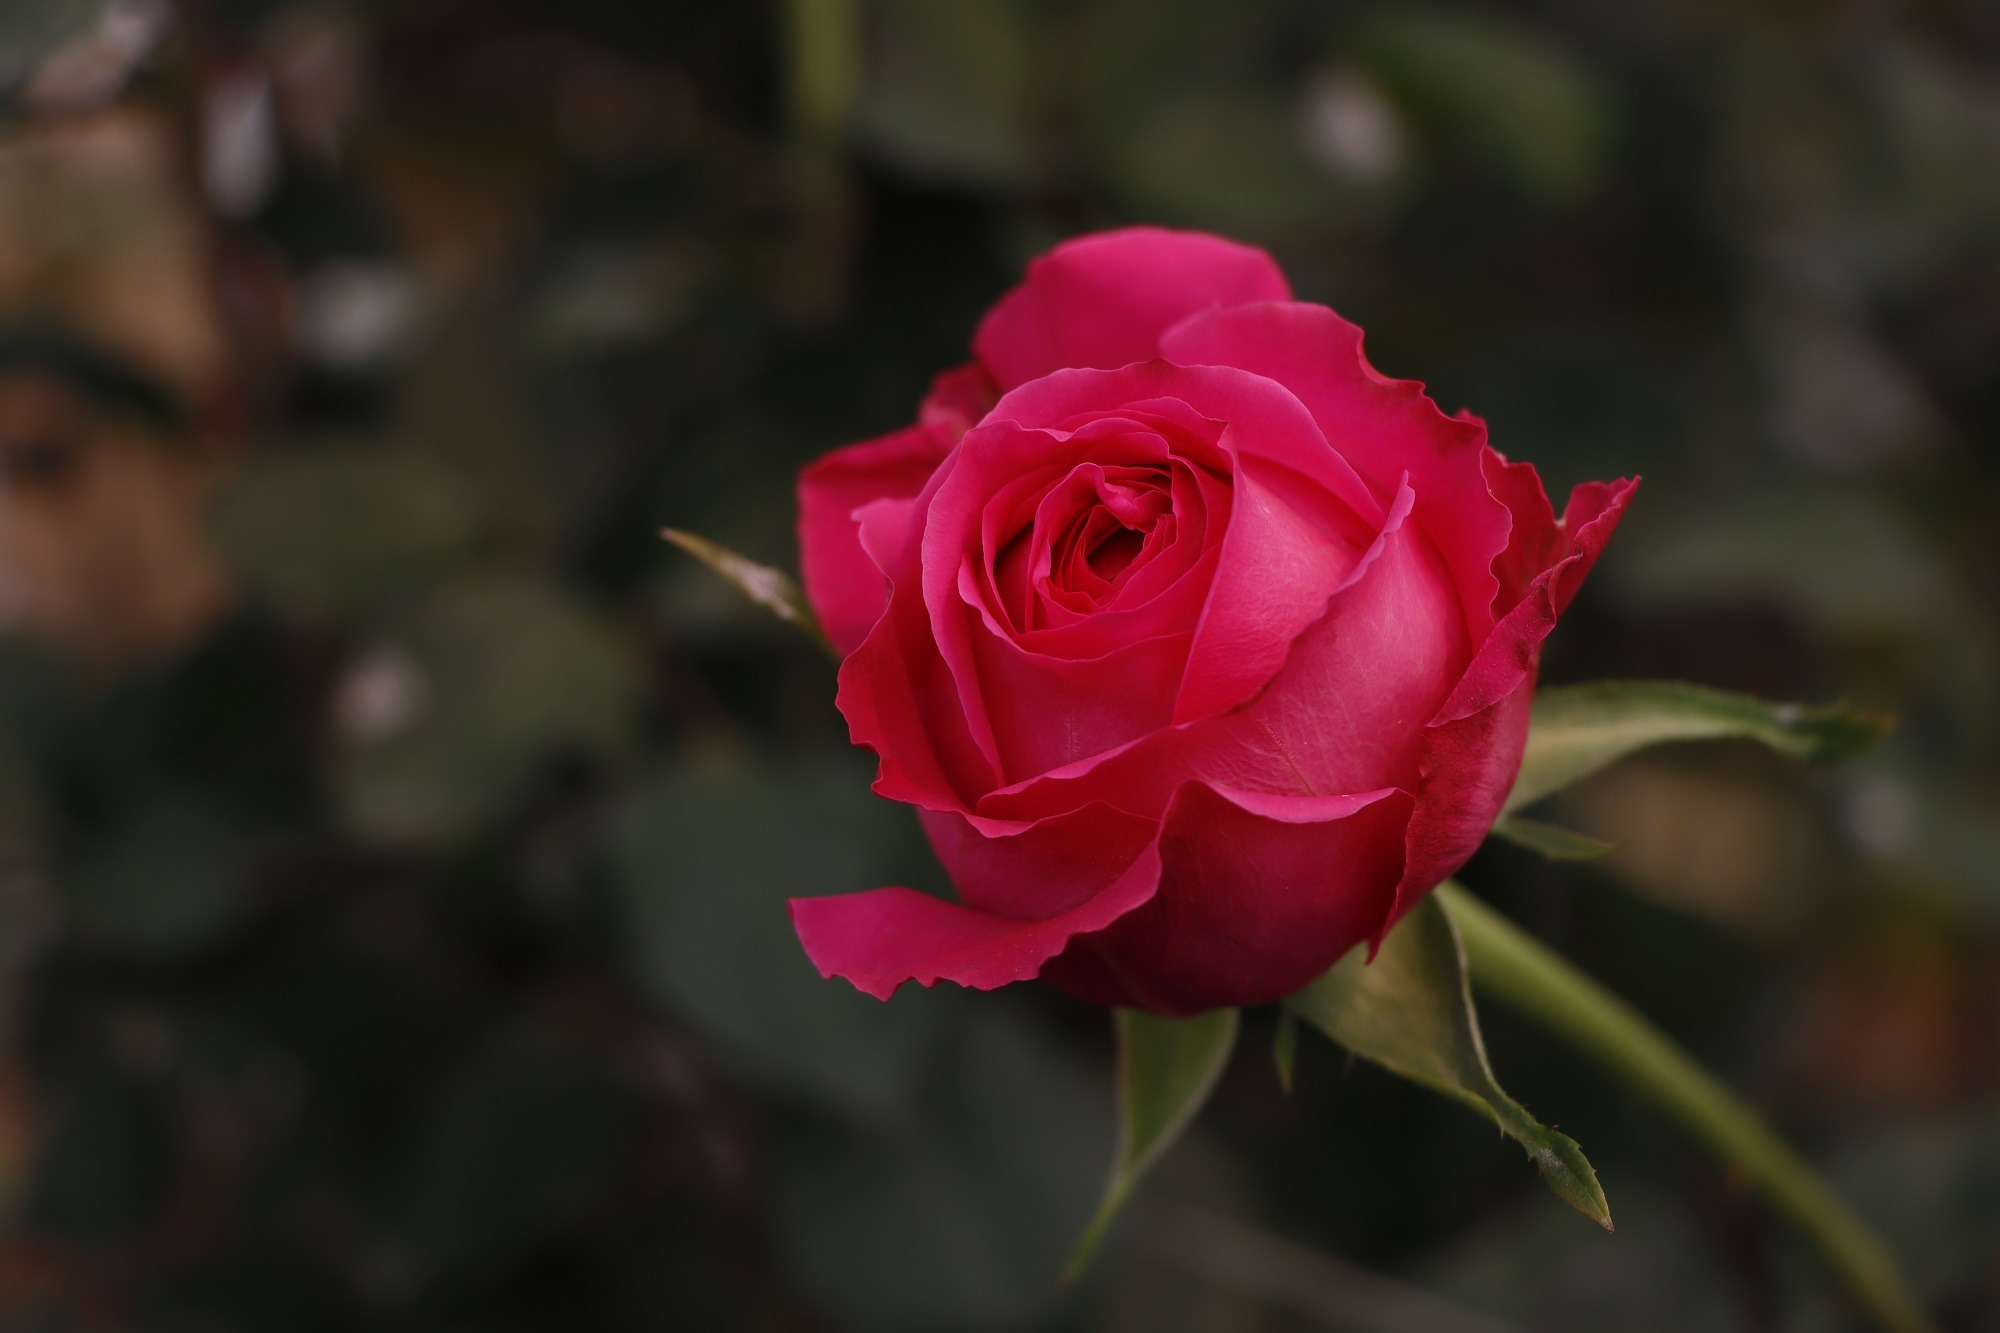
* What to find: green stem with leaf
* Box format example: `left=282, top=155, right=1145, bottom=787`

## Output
left=1438, top=883, right=1936, bottom=1333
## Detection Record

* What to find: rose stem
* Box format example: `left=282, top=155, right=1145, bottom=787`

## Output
left=1436, top=882, right=1936, bottom=1333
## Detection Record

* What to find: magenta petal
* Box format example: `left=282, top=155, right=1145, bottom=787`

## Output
left=919, top=799, right=1161, bottom=919
left=918, top=362, right=999, bottom=436
left=1161, top=301, right=1512, bottom=642
left=972, top=227, right=1291, bottom=390
left=1382, top=676, right=1535, bottom=947
left=966, top=607, right=1192, bottom=782
left=797, top=425, right=952, bottom=657
left=1173, top=457, right=1368, bottom=722
left=789, top=806, right=1164, bottom=1000
left=986, top=362, right=1383, bottom=527
left=853, top=495, right=917, bottom=582
left=1435, top=476, right=1639, bottom=727
left=976, top=477, right=1459, bottom=825
left=1044, top=782, right=1414, bottom=1015
left=837, top=452, right=1003, bottom=812
left=1481, top=448, right=1563, bottom=615
left=1379, top=475, right=1639, bottom=940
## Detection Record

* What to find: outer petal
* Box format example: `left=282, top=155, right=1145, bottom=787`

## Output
left=797, top=365, right=996, bottom=656
left=973, top=228, right=1291, bottom=390
left=1433, top=477, right=1639, bottom=727
left=837, top=451, right=1004, bottom=813
left=799, top=425, right=947, bottom=656
left=919, top=362, right=999, bottom=437
left=1161, top=302, right=1512, bottom=644
left=1380, top=476, right=1639, bottom=938
left=1481, top=449, right=1562, bottom=615
left=1044, top=783, right=1414, bottom=1014
left=917, top=800, right=1158, bottom=920
left=789, top=802, right=1163, bottom=1000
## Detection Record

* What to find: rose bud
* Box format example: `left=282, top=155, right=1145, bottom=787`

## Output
left=791, top=227, right=1635, bottom=1016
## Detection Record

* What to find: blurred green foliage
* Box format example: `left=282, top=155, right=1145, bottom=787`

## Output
left=0, top=0, right=1996, bottom=1330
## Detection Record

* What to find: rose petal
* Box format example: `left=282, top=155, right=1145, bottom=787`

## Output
left=1434, top=477, right=1639, bottom=727
left=1481, top=449, right=1562, bottom=615
left=798, top=424, right=952, bottom=656
left=797, top=365, right=994, bottom=656
left=987, top=364, right=1383, bottom=528
left=964, top=604, right=1192, bottom=782
left=1044, top=782, right=1414, bottom=1014
left=978, top=478, right=1460, bottom=824
left=838, top=450, right=1003, bottom=811
left=1161, top=301, right=1513, bottom=642
left=919, top=362, right=999, bottom=436
left=1174, top=455, right=1369, bottom=722
left=1379, top=476, right=1639, bottom=940
left=979, top=361, right=1388, bottom=721
left=790, top=802, right=1163, bottom=1000
left=918, top=799, right=1160, bottom=919
left=972, top=227, right=1291, bottom=389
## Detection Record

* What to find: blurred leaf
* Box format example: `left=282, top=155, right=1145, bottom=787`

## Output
left=1361, top=9, right=1612, bottom=201
left=661, top=529, right=833, bottom=656
left=1421, top=1181, right=1734, bottom=1333
left=1066, top=1007, right=1238, bottom=1280
left=1605, top=487, right=1959, bottom=637
left=61, top=802, right=257, bottom=954
left=1080, top=0, right=1396, bottom=236
left=766, top=1006, right=1105, bottom=1333
left=1831, top=1113, right=2000, bottom=1303
left=1847, top=772, right=2000, bottom=916
left=1490, top=816, right=1618, bottom=862
left=334, top=579, right=639, bottom=844
left=215, top=449, right=484, bottom=625
left=1106, top=92, right=1367, bottom=237
left=27, top=1061, right=175, bottom=1245
left=0, top=0, right=99, bottom=83
left=852, top=0, right=1035, bottom=187
left=399, top=1020, right=651, bottom=1275
left=788, top=0, right=863, bottom=143
left=608, top=752, right=949, bottom=1115
left=1508, top=680, right=1891, bottom=816
left=1288, top=898, right=1612, bottom=1230
left=1273, top=1008, right=1300, bottom=1093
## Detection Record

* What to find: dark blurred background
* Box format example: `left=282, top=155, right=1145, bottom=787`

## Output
left=0, top=1, right=1994, bottom=1329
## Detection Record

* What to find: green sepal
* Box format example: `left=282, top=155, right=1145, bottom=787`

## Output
left=1288, top=897, right=1612, bottom=1231
left=661, top=528, right=835, bottom=656
left=1065, top=1007, right=1238, bottom=1280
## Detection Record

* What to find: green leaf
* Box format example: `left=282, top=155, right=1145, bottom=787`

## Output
left=769, top=1008, right=1104, bottom=1333
left=215, top=451, right=484, bottom=625
left=850, top=0, right=1036, bottom=188
left=333, top=579, right=640, bottom=844
left=608, top=753, right=951, bottom=1117
left=1507, top=680, right=1891, bottom=816
left=661, top=528, right=834, bottom=656
left=1066, top=1007, right=1238, bottom=1279
left=1288, top=898, right=1612, bottom=1231
left=1491, top=815, right=1618, bottom=861
left=1360, top=9, right=1612, bottom=203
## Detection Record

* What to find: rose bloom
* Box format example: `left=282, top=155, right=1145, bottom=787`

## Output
left=791, top=228, right=1634, bottom=1016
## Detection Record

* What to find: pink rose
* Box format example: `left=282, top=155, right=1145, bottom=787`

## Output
left=791, top=227, right=1635, bottom=1015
